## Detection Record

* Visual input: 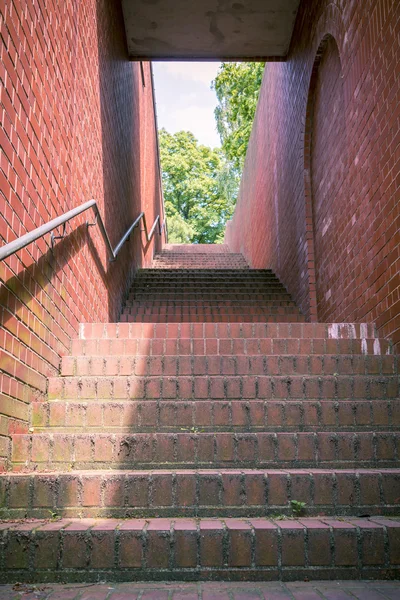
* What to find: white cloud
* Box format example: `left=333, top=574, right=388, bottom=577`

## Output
left=152, top=61, right=222, bottom=147
left=162, top=62, right=220, bottom=86
left=169, top=105, right=220, bottom=148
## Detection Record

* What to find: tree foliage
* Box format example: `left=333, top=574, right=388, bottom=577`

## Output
left=159, top=129, right=235, bottom=244
left=212, top=62, right=265, bottom=171
left=159, top=63, right=264, bottom=243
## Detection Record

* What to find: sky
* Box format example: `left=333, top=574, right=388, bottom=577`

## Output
left=152, top=62, right=222, bottom=148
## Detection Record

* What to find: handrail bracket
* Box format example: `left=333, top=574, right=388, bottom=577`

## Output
left=86, top=216, right=98, bottom=228
left=50, top=223, right=67, bottom=250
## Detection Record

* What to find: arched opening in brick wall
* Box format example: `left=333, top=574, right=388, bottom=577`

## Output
left=304, top=34, right=346, bottom=323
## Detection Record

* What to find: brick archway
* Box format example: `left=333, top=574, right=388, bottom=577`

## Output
left=304, top=33, right=346, bottom=322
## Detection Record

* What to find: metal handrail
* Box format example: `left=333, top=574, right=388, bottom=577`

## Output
left=0, top=199, right=164, bottom=263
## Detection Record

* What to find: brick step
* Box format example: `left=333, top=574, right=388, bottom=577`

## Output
left=32, top=399, right=400, bottom=432
left=72, top=336, right=392, bottom=356
left=136, top=269, right=277, bottom=273
left=125, top=301, right=299, bottom=308
left=151, top=256, right=249, bottom=262
left=133, top=281, right=285, bottom=286
left=127, top=299, right=296, bottom=305
left=1, top=469, right=399, bottom=519
left=127, top=296, right=295, bottom=303
left=0, top=516, right=399, bottom=582
left=48, top=374, right=399, bottom=401
left=11, top=431, right=400, bottom=470
left=134, top=283, right=283, bottom=289
left=156, top=243, right=232, bottom=250
left=137, top=269, right=275, bottom=274
left=151, top=264, right=253, bottom=269
left=152, top=256, right=249, bottom=260
left=120, top=314, right=307, bottom=323
left=130, top=297, right=291, bottom=303
left=125, top=303, right=297, bottom=310
left=152, top=253, right=247, bottom=257
left=136, top=270, right=279, bottom=274
left=151, top=259, right=251, bottom=269
left=131, top=284, right=291, bottom=289
left=133, top=284, right=286, bottom=291
left=123, top=307, right=302, bottom=316
left=133, top=283, right=285, bottom=289
left=158, top=243, right=231, bottom=249
left=128, top=298, right=295, bottom=305
left=130, top=291, right=292, bottom=297
left=132, top=280, right=286, bottom=287
left=126, top=304, right=298, bottom=312
left=60, top=354, right=398, bottom=378
left=138, top=267, right=271, bottom=273
left=132, top=284, right=286, bottom=291
left=77, top=322, right=380, bottom=340
left=133, top=279, right=284, bottom=284
left=133, top=276, right=282, bottom=281
left=122, top=312, right=304, bottom=321
left=133, top=283, right=285, bottom=290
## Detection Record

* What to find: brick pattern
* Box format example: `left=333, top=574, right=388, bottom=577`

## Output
left=0, top=517, right=399, bottom=581
left=152, top=246, right=250, bottom=269
left=76, top=322, right=380, bottom=340
left=3, top=245, right=400, bottom=581
left=72, top=336, right=393, bottom=356
left=225, top=0, right=400, bottom=349
left=11, top=430, right=400, bottom=470
left=46, top=374, right=399, bottom=401
left=30, top=398, right=400, bottom=432
left=7, top=581, right=400, bottom=599
left=120, top=269, right=305, bottom=323
left=2, top=581, right=400, bottom=599
left=0, top=0, right=163, bottom=467
left=59, top=354, right=399, bottom=377
left=1, top=470, right=399, bottom=519
left=307, top=36, right=345, bottom=325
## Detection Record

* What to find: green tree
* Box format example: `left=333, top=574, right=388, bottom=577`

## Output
left=212, top=62, right=265, bottom=171
left=159, top=129, right=235, bottom=244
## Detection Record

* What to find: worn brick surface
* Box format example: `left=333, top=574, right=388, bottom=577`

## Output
left=0, top=517, right=399, bottom=581
left=2, top=469, right=399, bottom=519
left=1, top=581, right=400, bottom=599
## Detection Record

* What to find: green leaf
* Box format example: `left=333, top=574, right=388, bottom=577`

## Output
left=212, top=62, right=265, bottom=171
left=159, top=129, right=236, bottom=244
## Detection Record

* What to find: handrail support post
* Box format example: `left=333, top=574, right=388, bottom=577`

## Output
left=86, top=216, right=98, bottom=228
left=50, top=222, right=67, bottom=249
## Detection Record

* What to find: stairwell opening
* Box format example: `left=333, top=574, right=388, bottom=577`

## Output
left=152, top=61, right=264, bottom=246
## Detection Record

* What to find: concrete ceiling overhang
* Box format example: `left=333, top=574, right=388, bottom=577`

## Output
left=121, top=0, right=301, bottom=60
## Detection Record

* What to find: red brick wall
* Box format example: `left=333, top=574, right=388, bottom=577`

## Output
left=310, top=36, right=346, bottom=324
left=0, top=0, right=164, bottom=468
left=226, top=0, right=400, bottom=348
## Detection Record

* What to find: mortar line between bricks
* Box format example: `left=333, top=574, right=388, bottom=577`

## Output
left=309, top=586, right=327, bottom=600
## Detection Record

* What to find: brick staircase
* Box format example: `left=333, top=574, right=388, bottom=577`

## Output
left=150, top=243, right=250, bottom=269
left=120, top=245, right=305, bottom=323
left=1, top=245, right=399, bottom=582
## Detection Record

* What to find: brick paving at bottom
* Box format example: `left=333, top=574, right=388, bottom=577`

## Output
left=0, top=581, right=399, bottom=600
